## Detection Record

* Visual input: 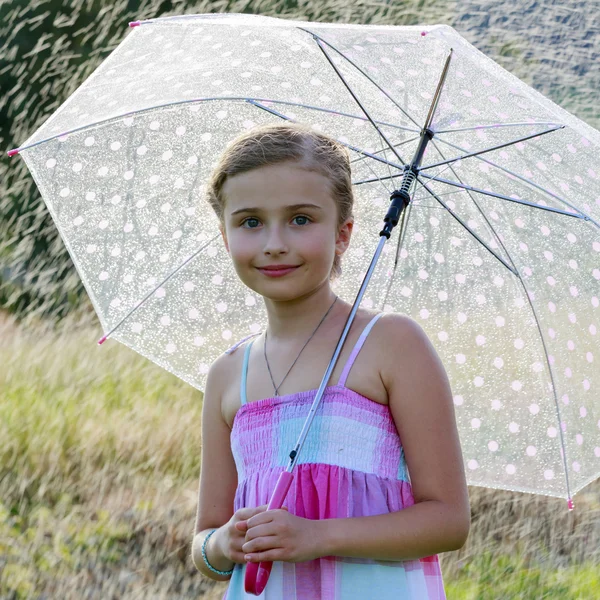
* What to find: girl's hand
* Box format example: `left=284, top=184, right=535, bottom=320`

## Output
left=217, top=505, right=269, bottom=564
left=238, top=507, right=320, bottom=563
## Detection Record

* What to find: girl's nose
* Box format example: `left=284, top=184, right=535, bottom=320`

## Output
left=263, top=225, right=289, bottom=255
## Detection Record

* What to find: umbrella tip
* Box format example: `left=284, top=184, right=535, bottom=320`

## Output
left=567, top=498, right=574, bottom=511
left=421, top=31, right=428, bottom=36
left=98, top=334, right=108, bottom=345
left=129, top=21, right=141, bottom=28
left=7, top=148, right=19, bottom=157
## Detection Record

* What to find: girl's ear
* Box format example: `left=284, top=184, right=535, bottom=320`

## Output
left=335, top=218, right=353, bottom=256
left=220, top=226, right=230, bottom=254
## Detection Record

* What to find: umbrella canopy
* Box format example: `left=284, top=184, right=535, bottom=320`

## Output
left=8, top=13, right=600, bottom=504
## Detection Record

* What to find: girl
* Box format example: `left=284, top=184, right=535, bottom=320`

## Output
left=192, top=123, right=470, bottom=599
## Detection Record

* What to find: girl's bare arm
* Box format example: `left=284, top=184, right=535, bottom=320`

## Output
left=191, top=354, right=238, bottom=580
left=318, top=314, right=470, bottom=560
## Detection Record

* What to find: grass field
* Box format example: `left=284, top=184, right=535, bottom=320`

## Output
left=1, top=311, right=598, bottom=599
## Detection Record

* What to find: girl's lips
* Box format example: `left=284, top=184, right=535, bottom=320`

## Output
left=257, top=266, right=299, bottom=277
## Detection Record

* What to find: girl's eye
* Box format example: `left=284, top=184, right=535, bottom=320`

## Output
left=241, top=216, right=311, bottom=228
left=293, top=215, right=311, bottom=226
left=241, top=217, right=260, bottom=228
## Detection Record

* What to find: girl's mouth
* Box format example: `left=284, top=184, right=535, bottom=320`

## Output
left=256, top=266, right=300, bottom=278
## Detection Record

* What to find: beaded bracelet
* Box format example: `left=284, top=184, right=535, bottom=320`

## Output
left=201, top=529, right=234, bottom=576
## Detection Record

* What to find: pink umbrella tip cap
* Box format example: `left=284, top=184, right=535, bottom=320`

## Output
left=421, top=31, right=428, bottom=36
left=98, top=334, right=108, bottom=345
left=567, top=498, right=574, bottom=511
left=7, top=148, right=19, bottom=157
left=129, top=21, right=141, bottom=27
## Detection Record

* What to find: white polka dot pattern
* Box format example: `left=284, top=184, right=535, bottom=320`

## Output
left=16, top=14, right=600, bottom=501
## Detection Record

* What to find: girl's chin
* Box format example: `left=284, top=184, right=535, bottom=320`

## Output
left=254, top=281, right=334, bottom=303
left=236, top=266, right=333, bottom=298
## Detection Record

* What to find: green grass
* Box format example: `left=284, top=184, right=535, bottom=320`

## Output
left=445, top=552, right=600, bottom=599
left=1, top=313, right=599, bottom=598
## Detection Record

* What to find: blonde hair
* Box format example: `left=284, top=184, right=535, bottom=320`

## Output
left=205, top=122, right=354, bottom=280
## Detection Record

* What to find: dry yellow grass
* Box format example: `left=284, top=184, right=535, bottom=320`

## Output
left=0, top=311, right=598, bottom=598
left=2, top=0, right=599, bottom=596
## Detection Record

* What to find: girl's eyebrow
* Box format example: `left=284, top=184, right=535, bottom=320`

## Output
left=230, top=203, right=323, bottom=216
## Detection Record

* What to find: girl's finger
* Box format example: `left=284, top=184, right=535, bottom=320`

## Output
left=243, top=522, right=274, bottom=542
left=246, top=510, right=277, bottom=529
left=242, top=534, right=278, bottom=555
left=236, top=505, right=267, bottom=520
left=245, top=506, right=288, bottom=530
left=245, top=548, right=284, bottom=563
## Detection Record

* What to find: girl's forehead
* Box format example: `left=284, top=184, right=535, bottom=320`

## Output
left=222, top=163, right=336, bottom=211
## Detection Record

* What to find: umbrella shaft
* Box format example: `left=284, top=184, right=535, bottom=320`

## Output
left=286, top=234, right=389, bottom=472
left=381, top=128, right=433, bottom=238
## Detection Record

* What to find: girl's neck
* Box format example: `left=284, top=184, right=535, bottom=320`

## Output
left=262, top=284, right=341, bottom=341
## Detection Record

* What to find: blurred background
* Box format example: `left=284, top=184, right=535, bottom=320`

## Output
left=1, top=1, right=598, bottom=598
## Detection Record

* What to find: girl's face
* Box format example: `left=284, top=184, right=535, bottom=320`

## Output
left=220, top=161, right=353, bottom=301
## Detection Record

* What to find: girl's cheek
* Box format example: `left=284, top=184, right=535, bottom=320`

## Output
left=227, top=232, right=256, bottom=258
left=229, top=236, right=256, bottom=267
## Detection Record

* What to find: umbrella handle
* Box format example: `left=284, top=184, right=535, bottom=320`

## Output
left=244, top=471, right=294, bottom=595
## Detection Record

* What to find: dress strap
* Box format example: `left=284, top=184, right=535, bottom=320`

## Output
left=225, top=332, right=261, bottom=355
left=337, top=313, right=384, bottom=388
left=240, top=339, right=255, bottom=406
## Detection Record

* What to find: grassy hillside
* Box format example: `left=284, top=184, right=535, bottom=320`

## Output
left=1, top=311, right=599, bottom=598
left=1, top=3, right=599, bottom=595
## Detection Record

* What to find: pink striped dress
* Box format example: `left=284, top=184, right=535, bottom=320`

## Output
left=224, top=313, right=446, bottom=599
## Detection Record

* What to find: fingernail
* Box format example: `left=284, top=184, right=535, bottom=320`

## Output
left=245, top=554, right=252, bottom=561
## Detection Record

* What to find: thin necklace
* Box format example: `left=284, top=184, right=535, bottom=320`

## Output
left=263, top=296, right=338, bottom=396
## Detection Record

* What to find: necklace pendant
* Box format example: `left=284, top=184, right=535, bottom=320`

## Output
left=263, top=296, right=338, bottom=399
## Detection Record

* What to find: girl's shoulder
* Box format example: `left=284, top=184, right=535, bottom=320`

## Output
left=223, top=332, right=262, bottom=356
left=375, top=311, right=431, bottom=348
left=373, top=312, right=445, bottom=393
left=364, top=310, right=417, bottom=341
left=361, top=311, right=431, bottom=366
left=205, top=334, right=262, bottom=411
left=206, top=331, right=261, bottom=385
left=215, top=310, right=423, bottom=354
left=207, top=332, right=261, bottom=385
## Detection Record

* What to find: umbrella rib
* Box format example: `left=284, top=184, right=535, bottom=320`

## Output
left=420, top=125, right=565, bottom=171
left=8, top=96, right=418, bottom=155
left=412, top=187, right=469, bottom=201
left=350, top=136, right=420, bottom=164
left=353, top=155, right=453, bottom=187
left=380, top=142, right=460, bottom=203
left=355, top=165, right=595, bottom=224
left=248, top=99, right=401, bottom=195
left=362, top=158, right=394, bottom=195
left=260, top=99, right=419, bottom=132
left=309, top=37, right=408, bottom=168
left=246, top=99, right=406, bottom=172
left=382, top=145, right=404, bottom=194
left=420, top=136, right=577, bottom=503
left=352, top=136, right=400, bottom=195
left=434, top=121, right=564, bottom=134
left=381, top=200, right=413, bottom=309
left=98, top=233, right=221, bottom=344
left=298, top=27, right=422, bottom=131
left=418, top=173, right=587, bottom=220
left=379, top=44, right=454, bottom=291
left=416, top=177, right=518, bottom=276
left=418, top=172, right=574, bottom=505
left=431, top=136, right=600, bottom=229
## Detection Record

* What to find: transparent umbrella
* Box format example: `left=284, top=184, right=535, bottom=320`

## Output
left=8, top=12, right=599, bottom=514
